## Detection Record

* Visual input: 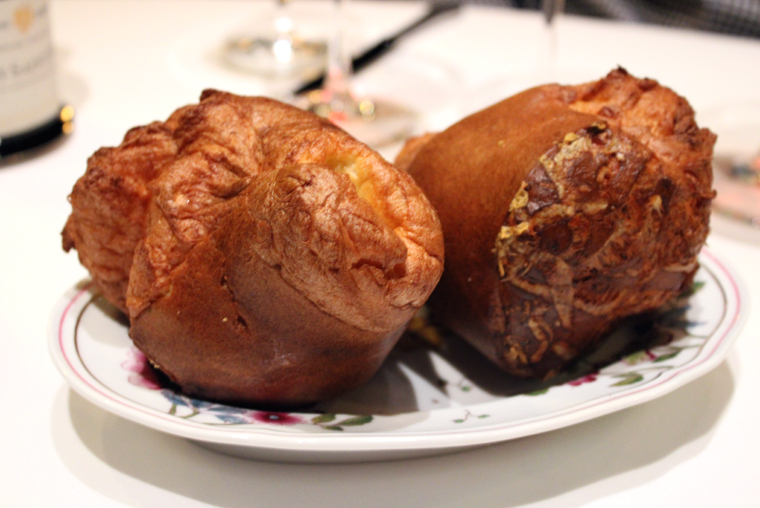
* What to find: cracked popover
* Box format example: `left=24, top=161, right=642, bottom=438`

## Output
left=63, top=90, right=444, bottom=407
left=396, top=69, right=715, bottom=379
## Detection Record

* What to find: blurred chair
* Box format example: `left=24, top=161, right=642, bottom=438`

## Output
left=460, top=0, right=760, bottom=38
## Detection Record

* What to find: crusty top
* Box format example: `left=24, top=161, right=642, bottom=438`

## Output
left=63, top=90, right=444, bottom=334
left=398, top=68, right=715, bottom=378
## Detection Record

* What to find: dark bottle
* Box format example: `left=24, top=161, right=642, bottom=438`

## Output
left=0, top=0, right=72, bottom=158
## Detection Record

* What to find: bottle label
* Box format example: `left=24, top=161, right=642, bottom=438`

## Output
left=0, top=0, right=59, bottom=138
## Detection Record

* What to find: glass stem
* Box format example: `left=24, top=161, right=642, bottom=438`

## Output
left=323, top=0, right=352, bottom=99
left=542, top=0, right=565, bottom=25
left=540, top=0, right=564, bottom=80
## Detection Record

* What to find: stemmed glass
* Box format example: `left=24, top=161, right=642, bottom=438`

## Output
left=224, top=0, right=326, bottom=78
left=294, top=0, right=417, bottom=148
left=539, top=0, right=565, bottom=81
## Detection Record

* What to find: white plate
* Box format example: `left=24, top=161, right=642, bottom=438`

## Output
left=49, top=249, right=746, bottom=463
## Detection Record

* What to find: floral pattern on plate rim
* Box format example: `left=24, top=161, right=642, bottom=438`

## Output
left=111, top=277, right=715, bottom=429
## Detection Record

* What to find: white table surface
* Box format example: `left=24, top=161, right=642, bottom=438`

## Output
left=2, top=1, right=760, bottom=506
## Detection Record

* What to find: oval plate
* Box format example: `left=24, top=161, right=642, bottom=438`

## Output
left=49, top=249, right=746, bottom=463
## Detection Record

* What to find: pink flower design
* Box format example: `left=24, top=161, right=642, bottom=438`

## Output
left=246, top=411, right=305, bottom=425
left=122, top=347, right=162, bottom=390
left=568, top=373, right=598, bottom=386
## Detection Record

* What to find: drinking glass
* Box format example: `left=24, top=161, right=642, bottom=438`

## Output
left=294, top=0, right=417, bottom=148
left=224, top=0, right=326, bottom=78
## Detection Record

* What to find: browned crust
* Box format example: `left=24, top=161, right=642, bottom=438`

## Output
left=62, top=121, right=179, bottom=313
left=398, top=68, right=714, bottom=378
left=63, top=90, right=443, bottom=406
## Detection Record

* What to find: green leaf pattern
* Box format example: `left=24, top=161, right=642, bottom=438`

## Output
left=536, top=279, right=706, bottom=394
left=311, top=413, right=337, bottom=424
left=453, top=409, right=490, bottom=424
left=152, top=392, right=375, bottom=431
left=591, top=280, right=704, bottom=390
left=612, top=373, right=644, bottom=386
left=311, top=414, right=374, bottom=431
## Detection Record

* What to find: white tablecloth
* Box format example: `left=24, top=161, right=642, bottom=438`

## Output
left=2, top=1, right=759, bottom=506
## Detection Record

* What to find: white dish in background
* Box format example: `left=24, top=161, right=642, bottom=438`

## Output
left=49, top=249, right=746, bottom=463
left=699, top=103, right=760, bottom=227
